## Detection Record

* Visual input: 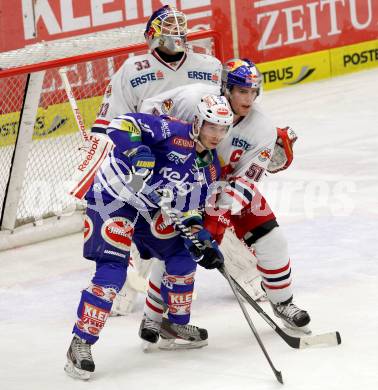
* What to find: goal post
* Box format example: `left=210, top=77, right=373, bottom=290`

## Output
left=0, top=28, right=223, bottom=250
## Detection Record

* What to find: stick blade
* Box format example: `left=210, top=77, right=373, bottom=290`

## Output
left=299, top=331, right=341, bottom=349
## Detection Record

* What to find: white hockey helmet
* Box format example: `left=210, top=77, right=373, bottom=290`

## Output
left=144, top=6, right=187, bottom=53
left=192, top=95, right=233, bottom=140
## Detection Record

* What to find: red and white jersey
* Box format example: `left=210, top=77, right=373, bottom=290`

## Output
left=92, top=51, right=221, bottom=133
left=215, top=106, right=276, bottom=212
left=139, top=83, right=276, bottom=213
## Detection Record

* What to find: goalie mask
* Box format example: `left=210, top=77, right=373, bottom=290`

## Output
left=144, top=6, right=188, bottom=53
left=192, top=95, right=233, bottom=147
left=221, top=58, right=262, bottom=95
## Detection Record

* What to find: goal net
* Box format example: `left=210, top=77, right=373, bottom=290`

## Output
left=0, top=27, right=222, bottom=250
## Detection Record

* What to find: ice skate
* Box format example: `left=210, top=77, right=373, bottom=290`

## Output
left=139, top=314, right=162, bottom=351
left=271, top=297, right=311, bottom=334
left=158, top=317, right=208, bottom=350
left=64, top=335, right=95, bottom=380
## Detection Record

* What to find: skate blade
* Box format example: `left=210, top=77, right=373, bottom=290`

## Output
left=158, top=338, right=208, bottom=350
left=64, top=360, right=91, bottom=380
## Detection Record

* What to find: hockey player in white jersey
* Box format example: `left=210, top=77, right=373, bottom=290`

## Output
left=137, top=59, right=310, bottom=348
left=91, top=5, right=221, bottom=134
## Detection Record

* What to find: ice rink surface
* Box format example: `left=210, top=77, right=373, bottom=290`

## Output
left=1, top=68, right=377, bottom=390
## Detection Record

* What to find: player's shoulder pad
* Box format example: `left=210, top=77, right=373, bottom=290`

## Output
left=107, top=114, right=142, bottom=135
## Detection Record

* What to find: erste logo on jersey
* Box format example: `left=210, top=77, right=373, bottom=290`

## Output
left=167, top=151, right=191, bottom=165
left=130, top=70, right=164, bottom=88
left=188, top=71, right=219, bottom=84
left=150, top=211, right=179, bottom=239
left=101, top=217, right=134, bottom=251
left=231, top=137, right=251, bottom=150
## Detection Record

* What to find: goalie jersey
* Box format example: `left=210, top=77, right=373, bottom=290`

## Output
left=139, top=84, right=277, bottom=212
left=92, top=51, right=221, bottom=134
left=87, top=113, right=221, bottom=214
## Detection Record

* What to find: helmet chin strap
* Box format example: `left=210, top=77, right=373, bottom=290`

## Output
left=196, top=136, right=208, bottom=150
left=190, top=123, right=209, bottom=151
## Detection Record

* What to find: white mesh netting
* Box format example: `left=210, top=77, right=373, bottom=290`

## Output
left=0, top=29, right=216, bottom=229
left=0, top=25, right=146, bottom=70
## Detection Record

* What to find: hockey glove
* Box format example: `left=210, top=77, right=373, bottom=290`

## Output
left=203, top=210, right=232, bottom=245
left=267, top=126, right=297, bottom=173
left=126, top=145, right=156, bottom=193
left=183, top=228, right=224, bottom=270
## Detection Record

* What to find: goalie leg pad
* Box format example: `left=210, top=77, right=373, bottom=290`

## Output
left=220, top=230, right=265, bottom=301
left=253, top=227, right=293, bottom=304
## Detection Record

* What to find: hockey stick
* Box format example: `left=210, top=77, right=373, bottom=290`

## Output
left=59, top=68, right=90, bottom=143
left=158, top=198, right=283, bottom=384
left=59, top=68, right=113, bottom=199
left=159, top=195, right=341, bottom=350
left=225, top=275, right=342, bottom=349
left=220, top=265, right=283, bottom=384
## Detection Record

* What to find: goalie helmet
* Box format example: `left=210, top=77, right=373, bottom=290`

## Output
left=192, top=95, right=233, bottom=141
left=222, top=58, right=262, bottom=95
left=144, top=6, right=188, bottom=53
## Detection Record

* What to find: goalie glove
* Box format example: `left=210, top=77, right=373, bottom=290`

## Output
left=267, top=126, right=297, bottom=173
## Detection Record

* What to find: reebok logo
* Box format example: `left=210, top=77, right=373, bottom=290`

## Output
left=78, top=137, right=100, bottom=171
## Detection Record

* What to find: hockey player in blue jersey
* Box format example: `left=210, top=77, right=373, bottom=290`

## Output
left=64, top=95, right=233, bottom=380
